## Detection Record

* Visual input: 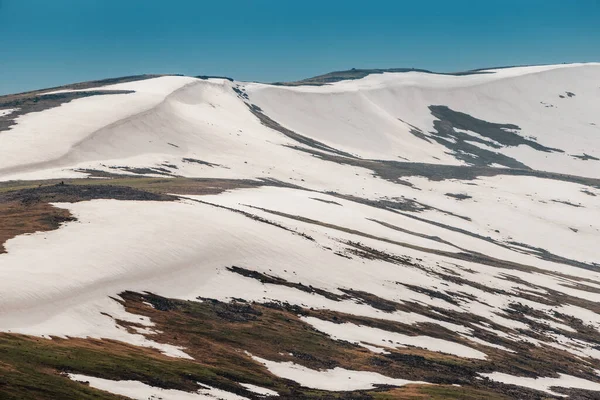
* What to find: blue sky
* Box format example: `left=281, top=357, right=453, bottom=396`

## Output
left=1, top=0, right=599, bottom=94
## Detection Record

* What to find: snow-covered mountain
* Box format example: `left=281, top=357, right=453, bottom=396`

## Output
left=1, top=63, right=599, bottom=399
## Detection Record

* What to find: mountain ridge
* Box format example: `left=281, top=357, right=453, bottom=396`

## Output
left=3, top=62, right=600, bottom=98
left=0, top=62, right=599, bottom=399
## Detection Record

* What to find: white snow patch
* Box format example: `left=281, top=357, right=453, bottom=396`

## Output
left=239, top=383, right=279, bottom=396
left=68, top=373, right=249, bottom=399
left=481, top=372, right=600, bottom=397
left=301, top=317, right=487, bottom=359
left=0, top=108, right=18, bottom=117
left=251, top=355, right=430, bottom=391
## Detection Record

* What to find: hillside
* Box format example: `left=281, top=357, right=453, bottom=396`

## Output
left=0, top=63, right=599, bottom=399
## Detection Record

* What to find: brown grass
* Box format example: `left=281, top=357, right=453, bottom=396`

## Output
left=0, top=201, right=74, bottom=253
left=0, top=177, right=263, bottom=254
left=0, top=291, right=575, bottom=399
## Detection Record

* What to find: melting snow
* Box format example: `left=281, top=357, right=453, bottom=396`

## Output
left=0, top=108, right=18, bottom=117
left=1, top=65, right=600, bottom=394
left=68, top=374, right=249, bottom=399
left=251, top=356, right=430, bottom=391
left=481, top=372, right=600, bottom=397
left=301, top=316, right=487, bottom=359
left=239, top=383, right=278, bottom=396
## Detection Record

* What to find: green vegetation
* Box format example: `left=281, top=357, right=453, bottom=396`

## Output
left=0, top=291, right=540, bottom=399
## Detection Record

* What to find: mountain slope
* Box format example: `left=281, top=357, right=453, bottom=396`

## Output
left=0, top=64, right=599, bottom=399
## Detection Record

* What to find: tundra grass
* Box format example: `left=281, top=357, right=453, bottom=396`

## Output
left=0, top=291, right=540, bottom=400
